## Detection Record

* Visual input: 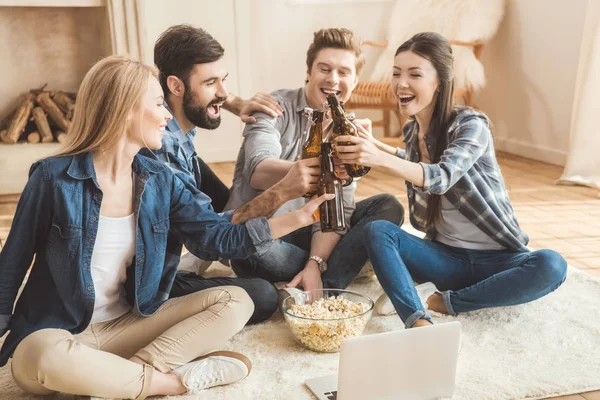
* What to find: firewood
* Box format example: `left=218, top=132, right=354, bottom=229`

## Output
left=32, top=107, right=54, bottom=143
left=29, top=83, right=52, bottom=97
left=53, top=92, right=75, bottom=117
left=36, top=93, right=70, bottom=132
left=0, top=129, right=7, bottom=143
left=0, top=109, right=15, bottom=131
left=5, top=93, right=35, bottom=144
left=54, top=130, right=67, bottom=144
left=27, top=131, right=41, bottom=143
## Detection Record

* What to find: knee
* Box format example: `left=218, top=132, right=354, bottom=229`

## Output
left=372, top=194, right=405, bottom=226
left=244, top=280, right=278, bottom=324
left=13, top=329, right=73, bottom=388
left=222, top=286, right=255, bottom=325
left=534, top=249, right=567, bottom=288
left=364, top=220, right=400, bottom=243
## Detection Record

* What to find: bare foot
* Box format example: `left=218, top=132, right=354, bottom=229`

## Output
left=412, top=319, right=433, bottom=328
left=426, top=293, right=448, bottom=314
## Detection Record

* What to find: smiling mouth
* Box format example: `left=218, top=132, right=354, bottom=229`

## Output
left=207, top=103, right=223, bottom=118
left=321, top=88, right=341, bottom=97
left=399, top=95, right=415, bottom=105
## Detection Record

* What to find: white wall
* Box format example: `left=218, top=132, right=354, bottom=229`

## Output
left=239, top=0, right=394, bottom=95
left=477, top=0, right=588, bottom=166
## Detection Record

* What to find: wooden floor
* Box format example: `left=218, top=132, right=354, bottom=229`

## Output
left=0, top=148, right=599, bottom=399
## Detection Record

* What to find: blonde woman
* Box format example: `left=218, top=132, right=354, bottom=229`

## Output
left=0, top=56, right=331, bottom=399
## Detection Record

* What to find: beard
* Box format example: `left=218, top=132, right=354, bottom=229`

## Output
left=182, top=85, right=226, bottom=130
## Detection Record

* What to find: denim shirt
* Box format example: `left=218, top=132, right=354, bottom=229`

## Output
left=0, top=152, right=272, bottom=366
left=141, top=103, right=206, bottom=194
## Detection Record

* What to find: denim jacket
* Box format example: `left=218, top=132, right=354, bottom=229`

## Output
left=0, top=152, right=273, bottom=366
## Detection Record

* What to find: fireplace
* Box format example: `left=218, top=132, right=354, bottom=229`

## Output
left=0, top=0, right=145, bottom=195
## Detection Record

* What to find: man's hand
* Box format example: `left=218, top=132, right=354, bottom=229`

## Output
left=275, top=157, right=321, bottom=200
left=240, top=93, right=284, bottom=124
left=287, top=262, right=323, bottom=292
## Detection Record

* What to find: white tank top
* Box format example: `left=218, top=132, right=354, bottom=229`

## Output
left=89, top=213, right=136, bottom=323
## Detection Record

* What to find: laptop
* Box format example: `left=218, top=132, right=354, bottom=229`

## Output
left=305, top=321, right=461, bottom=400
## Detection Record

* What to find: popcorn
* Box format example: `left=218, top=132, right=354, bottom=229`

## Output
left=284, top=296, right=371, bottom=353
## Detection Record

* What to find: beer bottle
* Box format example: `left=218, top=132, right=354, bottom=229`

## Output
left=326, top=93, right=371, bottom=178
left=318, top=142, right=346, bottom=232
left=300, top=108, right=324, bottom=198
left=302, top=108, right=324, bottom=160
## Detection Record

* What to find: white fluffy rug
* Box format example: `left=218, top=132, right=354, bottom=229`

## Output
left=1, top=266, right=600, bottom=399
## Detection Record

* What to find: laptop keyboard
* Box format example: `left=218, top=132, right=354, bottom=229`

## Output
left=324, top=391, right=337, bottom=400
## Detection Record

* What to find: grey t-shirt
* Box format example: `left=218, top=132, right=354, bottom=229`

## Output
left=225, top=87, right=356, bottom=234
left=435, top=196, right=506, bottom=250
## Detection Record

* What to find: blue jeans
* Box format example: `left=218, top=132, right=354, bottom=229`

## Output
left=364, top=220, right=568, bottom=328
left=170, top=272, right=278, bottom=324
left=231, top=194, right=404, bottom=289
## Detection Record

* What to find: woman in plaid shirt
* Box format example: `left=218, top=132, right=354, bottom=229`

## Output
left=335, top=32, right=567, bottom=329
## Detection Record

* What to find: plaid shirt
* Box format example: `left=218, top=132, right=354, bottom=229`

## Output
left=397, top=108, right=529, bottom=252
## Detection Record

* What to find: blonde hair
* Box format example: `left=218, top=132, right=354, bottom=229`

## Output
left=306, top=28, right=366, bottom=76
left=57, top=55, right=157, bottom=156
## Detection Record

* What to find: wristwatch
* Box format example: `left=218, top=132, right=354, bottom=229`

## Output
left=308, top=255, right=327, bottom=273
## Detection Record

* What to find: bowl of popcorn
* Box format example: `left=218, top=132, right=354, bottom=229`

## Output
left=281, top=289, right=374, bottom=353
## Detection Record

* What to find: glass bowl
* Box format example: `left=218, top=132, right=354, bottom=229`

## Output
left=281, top=289, right=374, bottom=353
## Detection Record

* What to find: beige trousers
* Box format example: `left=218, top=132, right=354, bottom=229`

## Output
left=10, top=286, right=253, bottom=399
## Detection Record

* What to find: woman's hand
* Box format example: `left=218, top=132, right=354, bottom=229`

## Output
left=353, top=118, right=375, bottom=143
left=334, top=133, right=383, bottom=168
left=352, top=118, right=398, bottom=156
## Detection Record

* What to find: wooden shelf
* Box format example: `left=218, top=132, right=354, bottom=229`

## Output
left=0, top=0, right=105, bottom=7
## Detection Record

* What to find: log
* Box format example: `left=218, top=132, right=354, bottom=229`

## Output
left=36, top=93, right=70, bottom=132
left=0, top=129, right=7, bottom=143
left=53, top=92, right=75, bottom=117
left=32, top=107, right=54, bottom=143
left=27, top=131, right=41, bottom=143
left=5, top=93, right=35, bottom=144
left=0, top=109, right=15, bottom=130
left=29, top=83, right=49, bottom=96
left=54, top=130, right=67, bottom=144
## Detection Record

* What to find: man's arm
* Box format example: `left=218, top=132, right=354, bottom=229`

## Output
left=223, top=93, right=284, bottom=124
left=250, top=159, right=294, bottom=190
left=231, top=157, right=320, bottom=224
left=286, top=231, right=341, bottom=292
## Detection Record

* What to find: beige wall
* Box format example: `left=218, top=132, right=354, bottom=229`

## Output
left=477, top=0, right=588, bottom=166
left=240, top=0, right=394, bottom=94
left=140, top=0, right=244, bottom=163
left=141, top=0, right=590, bottom=166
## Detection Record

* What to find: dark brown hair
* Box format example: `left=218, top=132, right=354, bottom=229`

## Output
left=396, top=32, right=455, bottom=229
left=306, top=28, right=366, bottom=76
left=154, top=24, right=224, bottom=95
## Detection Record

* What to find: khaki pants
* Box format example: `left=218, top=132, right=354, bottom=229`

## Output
left=10, top=286, right=253, bottom=399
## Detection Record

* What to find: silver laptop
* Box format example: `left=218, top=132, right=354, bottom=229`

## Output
left=305, top=321, right=461, bottom=400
